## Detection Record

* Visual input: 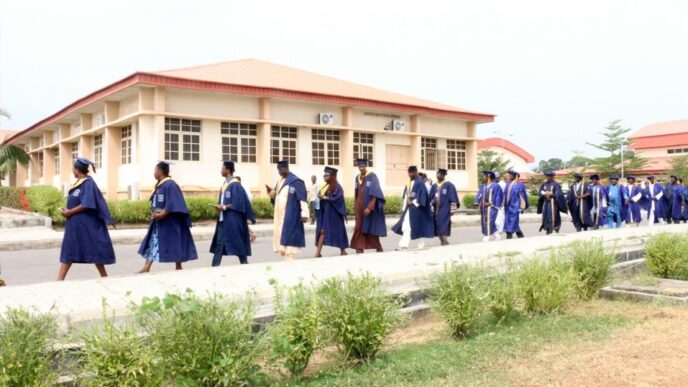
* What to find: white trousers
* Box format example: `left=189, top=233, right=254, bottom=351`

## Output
left=398, top=210, right=425, bottom=249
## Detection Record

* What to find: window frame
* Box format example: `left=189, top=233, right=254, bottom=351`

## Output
left=421, top=137, right=438, bottom=170
left=221, top=122, right=258, bottom=163
left=353, top=132, right=374, bottom=167
left=446, top=139, right=467, bottom=171
left=164, top=117, right=201, bottom=162
left=121, top=125, right=133, bottom=165
left=270, top=125, right=298, bottom=164
left=311, top=129, right=341, bottom=166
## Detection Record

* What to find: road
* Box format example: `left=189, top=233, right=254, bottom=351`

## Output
left=0, top=222, right=576, bottom=286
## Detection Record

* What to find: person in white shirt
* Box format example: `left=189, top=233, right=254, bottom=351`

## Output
left=308, top=175, right=321, bottom=225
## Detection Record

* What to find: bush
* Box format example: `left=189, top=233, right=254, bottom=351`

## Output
left=318, top=273, right=404, bottom=361
left=345, top=197, right=355, bottom=216
left=428, top=264, right=487, bottom=338
left=462, top=193, right=476, bottom=209
left=528, top=194, right=539, bottom=208
left=0, top=187, right=22, bottom=209
left=186, top=196, right=216, bottom=221
left=564, top=239, right=616, bottom=300
left=268, top=282, right=322, bottom=379
left=78, top=316, right=162, bottom=386
left=0, top=308, right=58, bottom=387
left=383, top=195, right=403, bottom=214
left=486, top=271, right=518, bottom=322
left=252, top=197, right=274, bottom=219
left=516, top=253, right=577, bottom=315
left=25, top=185, right=64, bottom=224
left=106, top=200, right=150, bottom=225
left=135, top=291, right=264, bottom=386
left=644, top=232, right=688, bottom=280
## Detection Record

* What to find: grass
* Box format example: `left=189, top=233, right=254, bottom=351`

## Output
left=301, top=302, right=630, bottom=386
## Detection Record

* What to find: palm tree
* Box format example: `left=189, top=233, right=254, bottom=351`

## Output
left=0, top=109, right=29, bottom=187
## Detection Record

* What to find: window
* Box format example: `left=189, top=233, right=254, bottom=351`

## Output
left=71, top=142, right=79, bottom=161
left=121, top=125, right=132, bottom=164
left=165, top=118, right=201, bottom=161
left=221, top=122, right=257, bottom=163
left=38, top=152, right=44, bottom=177
left=54, top=148, right=60, bottom=175
left=421, top=137, right=437, bottom=169
left=271, top=126, right=297, bottom=164
left=447, top=140, right=467, bottom=170
left=312, top=129, right=340, bottom=165
left=668, top=148, right=686, bottom=155
left=93, top=134, right=103, bottom=169
left=353, top=132, right=374, bottom=167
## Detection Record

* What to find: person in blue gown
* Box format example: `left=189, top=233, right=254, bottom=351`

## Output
left=429, top=168, right=459, bottom=246
left=681, top=178, right=688, bottom=223
left=392, top=166, right=434, bottom=249
left=624, top=176, right=643, bottom=226
left=502, top=170, right=528, bottom=239
left=643, top=175, right=665, bottom=225
left=566, top=173, right=593, bottom=232
left=138, top=161, right=198, bottom=273
left=475, top=170, right=504, bottom=242
left=210, top=161, right=256, bottom=266
left=315, top=166, right=349, bottom=257
left=537, top=171, right=567, bottom=235
left=350, top=158, right=386, bottom=253
left=266, top=160, right=309, bottom=261
left=668, top=175, right=685, bottom=223
left=663, top=177, right=677, bottom=224
left=57, top=157, right=116, bottom=281
left=606, top=175, right=624, bottom=229
left=589, top=174, right=607, bottom=229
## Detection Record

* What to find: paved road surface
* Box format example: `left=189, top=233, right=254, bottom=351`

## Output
left=0, top=222, right=576, bottom=286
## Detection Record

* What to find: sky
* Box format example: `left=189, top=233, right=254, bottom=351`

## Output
left=1, top=0, right=687, bottom=161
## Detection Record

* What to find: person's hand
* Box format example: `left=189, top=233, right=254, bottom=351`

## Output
left=214, top=204, right=225, bottom=212
left=301, top=217, right=309, bottom=223
left=60, top=208, right=70, bottom=218
left=406, top=198, right=413, bottom=205
left=265, top=184, right=272, bottom=193
left=364, top=208, right=372, bottom=216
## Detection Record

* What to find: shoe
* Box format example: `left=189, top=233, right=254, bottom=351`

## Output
left=482, top=236, right=490, bottom=242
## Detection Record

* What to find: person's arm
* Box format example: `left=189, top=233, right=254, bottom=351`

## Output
left=62, top=204, right=87, bottom=218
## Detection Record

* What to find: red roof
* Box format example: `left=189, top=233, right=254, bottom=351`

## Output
left=477, top=137, right=535, bottom=163
left=630, top=132, right=688, bottom=150
left=629, top=119, right=688, bottom=138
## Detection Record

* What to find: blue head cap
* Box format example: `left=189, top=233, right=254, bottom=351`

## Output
left=589, top=174, right=600, bottom=181
left=324, top=166, right=338, bottom=175
left=74, top=157, right=96, bottom=173
left=544, top=170, right=555, bottom=177
left=277, top=160, right=289, bottom=169
left=610, top=175, right=619, bottom=181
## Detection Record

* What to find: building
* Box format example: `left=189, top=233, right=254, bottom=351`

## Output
left=0, top=129, right=19, bottom=186
left=628, top=119, right=688, bottom=177
left=477, top=137, right=535, bottom=181
left=5, top=59, right=494, bottom=199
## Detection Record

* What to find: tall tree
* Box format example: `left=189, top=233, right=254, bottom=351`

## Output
left=567, top=150, right=593, bottom=168
left=534, top=158, right=565, bottom=173
left=0, top=109, right=29, bottom=187
left=477, top=149, right=512, bottom=185
left=667, top=155, right=688, bottom=181
left=586, top=119, right=646, bottom=177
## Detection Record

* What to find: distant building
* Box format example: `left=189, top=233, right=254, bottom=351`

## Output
left=477, top=137, right=535, bottom=181
left=628, top=119, right=688, bottom=177
left=5, top=59, right=495, bottom=199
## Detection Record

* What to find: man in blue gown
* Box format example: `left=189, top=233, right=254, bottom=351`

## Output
left=138, top=161, right=198, bottom=272
left=429, top=168, right=459, bottom=246
left=314, top=166, right=349, bottom=257
left=624, top=176, right=643, bottom=226
left=537, top=171, right=567, bottom=235
left=668, top=175, right=685, bottom=223
left=210, top=161, right=256, bottom=266
left=664, top=177, right=678, bottom=224
left=644, top=175, right=665, bottom=225
left=606, top=175, right=624, bottom=229
left=475, top=170, right=504, bottom=242
left=567, top=173, right=593, bottom=232
left=392, top=166, right=434, bottom=249
left=58, top=157, right=116, bottom=281
left=266, top=160, right=309, bottom=261
left=589, top=174, right=607, bottom=230
left=503, top=170, right=528, bottom=239
left=350, top=159, right=386, bottom=253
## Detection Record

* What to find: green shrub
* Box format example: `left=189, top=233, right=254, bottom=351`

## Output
left=516, top=253, right=577, bottom=315
left=0, top=308, right=58, bottom=387
left=252, top=197, right=274, bottom=219
left=106, top=200, right=150, bottom=224
left=644, top=232, right=688, bottom=280
left=563, top=239, right=616, bottom=300
left=318, top=273, right=404, bottom=361
left=486, top=271, right=518, bottom=322
left=462, top=193, right=476, bottom=209
left=384, top=195, right=403, bottom=214
left=345, top=197, right=355, bottom=216
left=78, top=316, right=162, bottom=386
left=186, top=196, right=216, bottom=221
left=135, top=291, right=264, bottom=386
left=528, top=194, right=539, bottom=208
left=268, top=282, right=322, bottom=379
left=25, top=185, right=64, bottom=225
left=428, top=264, right=487, bottom=338
left=0, top=187, right=22, bottom=209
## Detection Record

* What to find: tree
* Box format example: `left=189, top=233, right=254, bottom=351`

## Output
left=667, top=155, right=688, bottom=181
left=586, top=119, right=646, bottom=177
left=567, top=151, right=593, bottom=168
left=534, top=158, right=565, bottom=173
left=477, top=149, right=512, bottom=185
left=0, top=109, right=29, bottom=187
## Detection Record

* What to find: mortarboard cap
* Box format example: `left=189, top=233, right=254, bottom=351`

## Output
left=277, top=160, right=289, bottom=168
left=508, top=170, right=519, bottom=177
left=544, top=170, right=555, bottom=177
left=648, top=175, right=655, bottom=180
left=573, top=173, right=582, bottom=179
left=610, top=175, right=619, bottom=180
left=627, top=175, right=636, bottom=181
left=589, top=174, right=600, bottom=180
left=408, top=165, right=418, bottom=173
left=355, top=158, right=368, bottom=166
left=324, top=166, right=338, bottom=174
left=437, top=168, right=448, bottom=175
left=74, top=157, right=96, bottom=173
left=483, top=170, right=496, bottom=178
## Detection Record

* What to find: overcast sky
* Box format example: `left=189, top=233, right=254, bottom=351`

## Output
left=1, top=0, right=687, bottom=161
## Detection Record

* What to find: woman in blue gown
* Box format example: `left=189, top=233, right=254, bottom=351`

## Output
left=57, top=157, right=116, bottom=280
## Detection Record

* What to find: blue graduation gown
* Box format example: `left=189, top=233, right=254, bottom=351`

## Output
left=210, top=177, right=256, bottom=257
left=643, top=183, right=665, bottom=221
left=315, top=182, right=349, bottom=249
left=591, top=184, right=608, bottom=227
left=606, top=184, right=623, bottom=224
left=392, top=178, right=434, bottom=239
left=138, top=179, right=198, bottom=263
left=671, top=184, right=684, bottom=220
left=503, top=181, right=528, bottom=234
left=60, top=177, right=116, bottom=265
left=567, top=182, right=593, bottom=229
left=276, top=173, right=307, bottom=248
left=475, top=181, right=503, bottom=237
left=429, top=181, right=459, bottom=236
left=625, top=184, right=643, bottom=223
left=663, top=183, right=675, bottom=220
left=537, top=181, right=567, bottom=233
left=354, top=172, right=387, bottom=237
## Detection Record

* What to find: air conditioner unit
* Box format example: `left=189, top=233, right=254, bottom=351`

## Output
left=318, top=113, right=335, bottom=125
left=391, top=119, right=406, bottom=131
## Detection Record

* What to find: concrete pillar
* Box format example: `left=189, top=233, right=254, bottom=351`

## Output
left=80, top=113, right=92, bottom=132
left=104, top=101, right=120, bottom=123
left=15, top=161, right=28, bottom=188
left=341, top=107, right=354, bottom=193
left=43, top=148, right=55, bottom=186
left=80, top=135, right=93, bottom=159
left=29, top=152, right=40, bottom=184
left=103, top=126, right=122, bottom=200
left=466, top=121, right=478, bottom=192
left=410, top=115, right=422, bottom=168
left=257, top=97, right=272, bottom=197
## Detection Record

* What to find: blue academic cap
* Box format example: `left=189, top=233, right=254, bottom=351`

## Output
left=671, top=175, right=678, bottom=179
left=355, top=158, right=368, bottom=166
left=589, top=174, right=600, bottom=180
left=610, top=175, right=619, bottom=180
left=324, top=166, right=338, bottom=174
left=74, top=157, right=96, bottom=173
left=647, top=175, right=655, bottom=180
left=543, top=170, right=555, bottom=177
left=437, top=168, right=448, bottom=175
left=573, top=173, right=583, bottom=179
left=483, top=170, right=496, bottom=178
left=508, top=170, right=519, bottom=177
left=277, top=160, right=289, bottom=168
left=408, top=165, right=418, bottom=173
left=627, top=175, right=636, bottom=181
